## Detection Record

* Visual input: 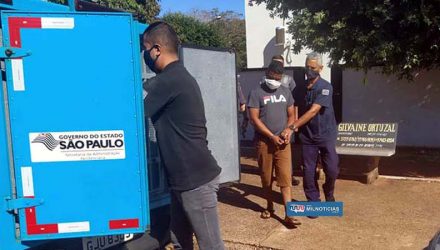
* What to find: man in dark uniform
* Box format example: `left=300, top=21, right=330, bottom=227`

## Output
left=282, top=52, right=339, bottom=205
left=143, top=22, right=224, bottom=249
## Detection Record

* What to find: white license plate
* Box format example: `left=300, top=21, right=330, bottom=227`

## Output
left=82, top=234, right=134, bottom=250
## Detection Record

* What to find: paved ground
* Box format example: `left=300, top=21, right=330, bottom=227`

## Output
left=217, top=156, right=440, bottom=250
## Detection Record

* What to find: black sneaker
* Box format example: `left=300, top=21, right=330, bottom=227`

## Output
left=307, top=216, right=319, bottom=219
left=292, top=177, right=300, bottom=186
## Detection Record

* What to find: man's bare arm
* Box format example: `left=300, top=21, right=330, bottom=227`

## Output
left=292, top=103, right=322, bottom=129
left=280, top=105, right=296, bottom=143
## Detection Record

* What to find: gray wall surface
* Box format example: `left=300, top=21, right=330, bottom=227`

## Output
left=181, top=47, right=240, bottom=184
left=343, top=69, right=440, bottom=147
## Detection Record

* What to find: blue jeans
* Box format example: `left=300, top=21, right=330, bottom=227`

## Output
left=302, top=141, right=339, bottom=201
left=170, top=175, right=224, bottom=250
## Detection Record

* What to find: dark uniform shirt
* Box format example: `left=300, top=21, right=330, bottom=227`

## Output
left=299, top=77, right=337, bottom=145
left=144, top=61, right=221, bottom=191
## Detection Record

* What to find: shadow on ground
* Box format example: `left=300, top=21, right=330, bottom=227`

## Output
left=219, top=179, right=303, bottom=227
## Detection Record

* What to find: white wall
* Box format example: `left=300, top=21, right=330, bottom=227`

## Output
left=245, top=0, right=331, bottom=81
left=343, top=69, right=440, bottom=147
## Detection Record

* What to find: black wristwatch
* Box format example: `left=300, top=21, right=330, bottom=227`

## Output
left=289, top=124, right=296, bottom=131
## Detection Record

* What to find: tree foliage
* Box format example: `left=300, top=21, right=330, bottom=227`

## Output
left=249, top=0, right=440, bottom=79
left=48, top=0, right=160, bottom=23
left=162, top=13, right=225, bottom=49
left=187, top=9, right=247, bottom=69
left=47, top=2, right=247, bottom=69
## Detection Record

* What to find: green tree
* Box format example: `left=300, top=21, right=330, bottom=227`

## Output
left=189, top=9, right=247, bottom=69
left=48, top=0, right=160, bottom=23
left=162, top=13, right=225, bottom=48
left=250, top=0, right=440, bottom=79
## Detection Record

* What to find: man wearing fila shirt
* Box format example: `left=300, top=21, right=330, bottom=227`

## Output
left=248, top=61, right=301, bottom=228
left=285, top=52, right=339, bottom=208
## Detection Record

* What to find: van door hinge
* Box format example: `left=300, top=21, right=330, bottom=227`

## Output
left=0, top=47, right=32, bottom=59
left=5, top=197, right=44, bottom=212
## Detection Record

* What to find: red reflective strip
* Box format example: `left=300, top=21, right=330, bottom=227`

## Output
left=8, top=17, right=42, bottom=48
left=24, top=195, right=37, bottom=229
left=8, top=17, right=41, bottom=28
left=25, top=207, right=37, bottom=226
left=109, top=219, right=139, bottom=229
left=28, top=224, right=58, bottom=235
left=23, top=195, right=59, bottom=235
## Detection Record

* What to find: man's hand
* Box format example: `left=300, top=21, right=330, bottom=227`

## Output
left=270, top=135, right=285, bottom=146
left=239, top=104, right=246, bottom=112
left=280, top=128, right=293, bottom=144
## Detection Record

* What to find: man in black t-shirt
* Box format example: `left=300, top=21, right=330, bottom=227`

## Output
left=143, top=22, right=224, bottom=250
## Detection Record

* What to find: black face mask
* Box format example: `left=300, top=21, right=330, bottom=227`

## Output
left=305, top=67, right=320, bottom=80
left=143, top=46, right=160, bottom=73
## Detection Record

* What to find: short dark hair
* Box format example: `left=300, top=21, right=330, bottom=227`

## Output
left=267, top=61, right=284, bottom=75
left=143, top=21, right=180, bottom=54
